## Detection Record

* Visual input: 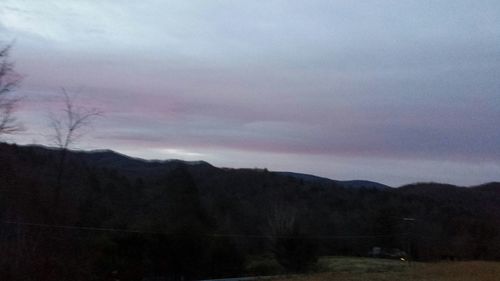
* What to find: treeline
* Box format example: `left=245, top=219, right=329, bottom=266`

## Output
left=0, top=142, right=499, bottom=280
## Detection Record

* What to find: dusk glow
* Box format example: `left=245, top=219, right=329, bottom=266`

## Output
left=1, top=0, right=499, bottom=186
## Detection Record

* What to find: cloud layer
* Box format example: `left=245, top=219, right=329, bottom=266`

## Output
left=1, top=0, right=499, bottom=185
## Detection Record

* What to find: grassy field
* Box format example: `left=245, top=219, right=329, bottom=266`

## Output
left=274, top=257, right=500, bottom=281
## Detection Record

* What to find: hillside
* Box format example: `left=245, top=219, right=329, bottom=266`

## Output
left=0, top=142, right=499, bottom=280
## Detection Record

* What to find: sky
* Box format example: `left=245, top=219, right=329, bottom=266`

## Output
left=1, top=0, right=499, bottom=186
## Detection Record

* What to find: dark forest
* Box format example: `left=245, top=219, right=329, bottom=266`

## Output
left=1, top=143, right=499, bottom=280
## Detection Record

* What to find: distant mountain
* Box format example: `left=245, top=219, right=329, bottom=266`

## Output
left=25, top=144, right=389, bottom=189
left=275, top=171, right=390, bottom=189
left=77, top=149, right=389, bottom=189
left=339, top=180, right=390, bottom=189
left=24, top=144, right=215, bottom=178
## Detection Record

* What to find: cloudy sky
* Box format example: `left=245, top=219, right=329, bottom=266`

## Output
left=1, top=0, right=499, bottom=186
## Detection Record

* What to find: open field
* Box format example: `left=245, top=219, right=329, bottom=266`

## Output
left=274, top=257, right=500, bottom=281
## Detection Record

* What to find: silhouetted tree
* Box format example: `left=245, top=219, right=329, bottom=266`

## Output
left=49, top=89, right=101, bottom=207
left=0, top=43, right=22, bottom=136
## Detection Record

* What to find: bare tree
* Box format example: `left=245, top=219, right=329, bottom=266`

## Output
left=49, top=89, right=102, bottom=151
left=267, top=204, right=297, bottom=238
left=49, top=89, right=102, bottom=207
left=266, top=203, right=318, bottom=273
left=0, top=44, right=22, bottom=135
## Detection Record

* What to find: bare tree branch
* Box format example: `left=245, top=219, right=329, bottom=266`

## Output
left=49, top=88, right=102, bottom=150
left=0, top=43, right=22, bottom=136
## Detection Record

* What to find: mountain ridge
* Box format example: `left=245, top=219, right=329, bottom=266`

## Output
left=22, top=143, right=390, bottom=189
left=15, top=143, right=498, bottom=189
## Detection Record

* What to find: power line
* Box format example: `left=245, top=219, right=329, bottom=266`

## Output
left=2, top=220, right=163, bottom=235
left=1, top=220, right=406, bottom=240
